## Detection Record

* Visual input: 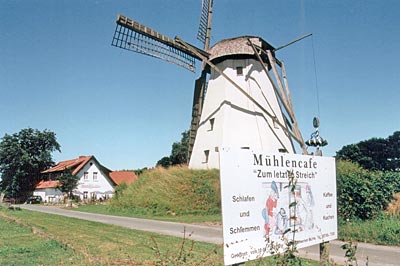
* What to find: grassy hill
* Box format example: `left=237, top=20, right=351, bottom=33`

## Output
left=109, top=166, right=221, bottom=217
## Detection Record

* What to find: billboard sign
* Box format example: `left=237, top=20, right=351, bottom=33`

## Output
left=219, top=148, right=337, bottom=265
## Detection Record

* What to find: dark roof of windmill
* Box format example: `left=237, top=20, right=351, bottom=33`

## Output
left=208, top=36, right=275, bottom=64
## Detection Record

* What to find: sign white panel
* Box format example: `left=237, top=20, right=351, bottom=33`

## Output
left=219, top=148, right=337, bottom=265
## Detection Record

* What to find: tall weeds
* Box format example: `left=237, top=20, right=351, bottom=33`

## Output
left=110, top=166, right=221, bottom=216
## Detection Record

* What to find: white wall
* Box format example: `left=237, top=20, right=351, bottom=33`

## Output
left=33, top=188, right=63, bottom=203
left=75, top=159, right=115, bottom=200
left=189, top=58, right=295, bottom=169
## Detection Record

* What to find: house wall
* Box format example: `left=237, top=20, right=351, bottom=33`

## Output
left=75, top=159, right=115, bottom=201
left=33, top=188, right=63, bottom=203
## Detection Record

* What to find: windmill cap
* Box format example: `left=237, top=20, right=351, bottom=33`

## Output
left=208, top=36, right=275, bottom=64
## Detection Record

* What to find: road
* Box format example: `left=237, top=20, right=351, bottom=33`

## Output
left=18, top=205, right=400, bottom=265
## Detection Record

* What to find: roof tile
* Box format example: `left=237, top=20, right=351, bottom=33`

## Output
left=36, top=180, right=60, bottom=189
left=42, top=156, right=92, bottom=175
left=109, top=171, right=138, bottom=185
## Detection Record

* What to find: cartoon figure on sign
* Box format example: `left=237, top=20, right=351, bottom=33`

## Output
left=262, top=181, right=279, bottom=236
left=275, top=207, right=288, bottom=234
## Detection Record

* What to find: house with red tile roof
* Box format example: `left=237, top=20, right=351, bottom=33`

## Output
left=33, top=180, right=63, bottom=203
left=34, top=155, right=137, bottom=202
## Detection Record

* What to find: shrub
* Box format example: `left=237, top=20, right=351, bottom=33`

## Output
left=336, top=160, right=400, bottom=220
left=385, top=193, right=400, bottom=217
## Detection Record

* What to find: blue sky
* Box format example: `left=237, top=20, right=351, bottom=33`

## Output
left=1, top=0, right=399, bottom=170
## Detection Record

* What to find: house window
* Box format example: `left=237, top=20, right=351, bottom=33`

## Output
left=203, top=150, right=210, bottom=163
left=93, top=172, right=98, bottom=181
left=236, top=66, right=243, bottom=76
left=84, top=172, right=89, bottom=181
left=83, top=191, right=88, bottom=199
left=209, top=118, right=215, bottom=131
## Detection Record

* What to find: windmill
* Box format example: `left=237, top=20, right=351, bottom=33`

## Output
left=111, top=0, right=309, bottom=169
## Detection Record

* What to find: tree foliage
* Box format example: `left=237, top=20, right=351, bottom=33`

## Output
left=156, top=156, right=172, bottom=168
left=336, top=131, right=400, bottom=171
left=156, top=130, right=189, bottom=167
left=0, top=128, right=61, bottom=198
left=57, top=168, right=80, bottom=199
left=336, top=160, right=400, bottom=220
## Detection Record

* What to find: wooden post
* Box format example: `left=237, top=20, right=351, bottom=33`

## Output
left=319, top=241, right=330, bottom=266
left=315, top=148, right=330, bottom=265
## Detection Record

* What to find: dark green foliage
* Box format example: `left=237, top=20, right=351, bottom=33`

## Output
left=170, top=130, right=189, bottom=165
left=336, top=160, right=400, bottom=220
left=57, top=168, right=79, bottom=199
left=133, top=167, right=148, bottom=176
left=0, top=128, right=60, bottom=199
left=336, top=131, right=400, bottom=171
left=157, top=130, right=189, bottom=167
left=341, top=242, right=357, bottom=266
left=157, top=156, right=172, bottom=168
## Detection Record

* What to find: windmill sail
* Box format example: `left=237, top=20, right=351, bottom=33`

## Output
left=189, top=0, right=214, bottom=158
left=112, top=14, right=206, bottom=72
left=197, top=0, right=213, bottom=50
left=111, top=11, right=308, bottom=169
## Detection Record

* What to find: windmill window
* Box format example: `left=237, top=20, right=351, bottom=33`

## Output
left=209, top=118, right=215, bottom=131
left=203, top=150, right=210, bottom=163
left=236, top=66, right=243, bottom=76
left=93, top=172, right=98, bottom=181
left=84, top=172, right=89, bottom=181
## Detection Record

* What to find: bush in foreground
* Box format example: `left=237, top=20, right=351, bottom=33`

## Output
left=336, top=160, right=400, bottom=220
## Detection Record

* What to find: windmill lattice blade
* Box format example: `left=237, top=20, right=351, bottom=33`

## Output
left=197, top=0, right=211, bottom=46
left=112, top=14, right=199, bottom=72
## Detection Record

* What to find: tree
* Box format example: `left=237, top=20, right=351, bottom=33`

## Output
left=336, top=131, right=400, bottom=171
left=0, top=128, right=61, bottom=199
left=156, top=130, right=189, bottom=167
left=156, top=156, right=172, bottom=168
left=57, top=168, right=79, bottom=199
left=170, top=130, right=189, bottom=165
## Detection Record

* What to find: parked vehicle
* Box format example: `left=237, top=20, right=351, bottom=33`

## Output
left=25, top=195, right=42, bottom=204
left=2, top=195, right=17, bottom=204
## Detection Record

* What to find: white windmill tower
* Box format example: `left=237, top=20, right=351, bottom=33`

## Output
left=111, top=0, right=309, bottom=169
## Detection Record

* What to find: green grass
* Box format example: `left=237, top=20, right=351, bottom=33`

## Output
left=76, top=204, right=222, bottom=224
left=0, top=206, right=223, bottom=265
left=110, top=166, right=221, bottom=217
left=0, top=206, right=319, bottom=265
left=0, top=209, right=79, bottom=265
left=338, top=215, right=400, bottom=246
